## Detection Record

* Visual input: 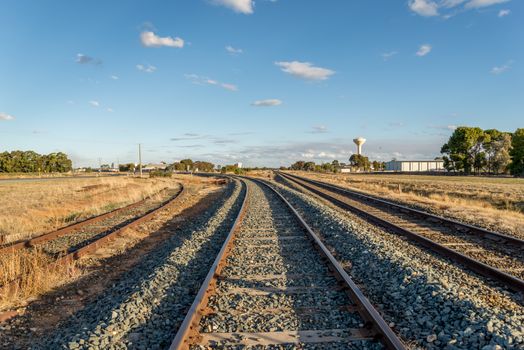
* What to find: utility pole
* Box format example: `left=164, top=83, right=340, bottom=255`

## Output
left=138, top=143, right=143, bottom=178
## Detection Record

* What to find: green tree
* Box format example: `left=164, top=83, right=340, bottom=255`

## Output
left=349, top=154, right=370, bottom=171
left=490, top=133, right=512, bottom=174
left=180, top=159, right=194, bottom=171
left=290, top=161, right=306, bottom=170
left=509, top=128, right=524, bottom=176
left=441, top=127, right=486, bottom=174
left=193, top=161, right=215, bottom=172
left=303, top=161, right=316, bottom=171
left=0, top=150, right=72, bottom=173
left=119, top=163, right=135, bottom=172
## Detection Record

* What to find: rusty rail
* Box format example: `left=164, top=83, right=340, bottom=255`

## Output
left=53, top=184, right=185, bottom=264
left=280, top=172, right=524, bottom=247
left=169, top=178, right=249, bottom=350
left=0, top=184, right=187, bottom=324
left=170, top=177, right=405, bottom=350
left=0, top=187, right=172, bottom=255
left=278, top=172, right=524, bottom=293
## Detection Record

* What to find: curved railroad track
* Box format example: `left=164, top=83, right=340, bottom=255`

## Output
left=0, top=184, right=184, bottom=256
left=0, top=184, right=185, bottom=292
left=171, top=178, right=405, bottom=350
left=0, top=186, right=181, bottom=256
left=277, top=172, right=524, bottom=293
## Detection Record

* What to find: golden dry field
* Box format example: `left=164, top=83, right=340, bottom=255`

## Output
left=0, top=175, right=220, bottom=312
left=0, top=176, right=176, bottom=244
left=290, top=171, right=524, bottom=238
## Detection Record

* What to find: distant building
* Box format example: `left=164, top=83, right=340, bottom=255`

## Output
left=235, top=162, right=243, bottom=169
left=386, top=160, right=445, bottom=172
left=142, top=162, right=168, bottom=172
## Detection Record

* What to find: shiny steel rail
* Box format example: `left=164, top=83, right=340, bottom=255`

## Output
left=170, top=177, right=405, bottom=350
left=278, top=172, right=524, bottom=293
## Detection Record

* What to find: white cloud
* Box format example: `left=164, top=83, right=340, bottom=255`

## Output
left=89, top=101, right=100, bottom=107
left=410, top=0, right=510, bottom=17
left=110, top=75, right=119, bottom=80
left=0, top=112, right=15, bottom=121
left=416, top=44, right=432, bottom=56
left=409, top=0, right=439, bottom=16
left=212, top=0, right=254, bottom=14
left=275, top=61, right=335, bottom=81
left=140, top=31, right=184, bottom=48
left=498, top=9, right=510, bottom=17
left=185, top=74, right=238, bottom=91
left=251, top=99, right=282, bottom=107
left=107, top=108, right=114, bottom=113
left=465, top=0, right=510, bottom=9
left=136, top=64, right=157, bottom=73
left=226, top=45, right=243, bottom=55
left=381, top=51, right=398, bottom=61
left=491, top=61, right=513, bottom=74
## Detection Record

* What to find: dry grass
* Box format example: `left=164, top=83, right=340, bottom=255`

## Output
left=0, top=176, right=218, bottom=313
left=291, top=171, right=524, bottom=238
left=0, top=248, right=78, bottom=311
left=0, top=176, right=177, bottom=244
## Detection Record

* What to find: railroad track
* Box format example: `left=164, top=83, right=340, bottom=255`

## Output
left=277, top=172, right=524, bottom=293
left=0, top=184, right=186, bottom=297
left=171, top=178, right=405, bottom=349
left=0, top=186, right=183, bottom=258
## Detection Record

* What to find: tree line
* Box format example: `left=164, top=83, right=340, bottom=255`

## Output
left=288, top=159, right=386, bottom=173
left=0, top=150, right=72, bottom=173
left=441, top=127, right=524, bottom=175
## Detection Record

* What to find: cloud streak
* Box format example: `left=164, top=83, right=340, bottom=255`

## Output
left=226, top=45, right=243, bottom=55
left=0, top=112, right=15, bottom=121
left=309, top=125, right=329, bottom=134
left=382, top=51, right=398, bottom=61
left=409, top=0, right=512, bottom=17
left=491, top=60, right=513, bottom=74
left=76, top=53, right=102, bottom=65
left=251, top=99, right=282, bottom=107
left=275, top=61, right=335, bottom=81
left=137, top=64, right=157, bottom=73
left=185, top=74, right=238, bottom=91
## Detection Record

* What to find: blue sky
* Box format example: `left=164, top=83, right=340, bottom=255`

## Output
left=0, top=0, right=522, bottom=167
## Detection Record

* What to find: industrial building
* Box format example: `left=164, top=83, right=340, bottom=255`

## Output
left=386, top=160, right=445, bottom=172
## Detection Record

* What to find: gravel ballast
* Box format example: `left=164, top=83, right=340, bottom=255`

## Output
left=196, top=179, right=384, bottom=350
left=19, top=179, right=244, bottom=350
left=272, top=176, right=524, bottom=349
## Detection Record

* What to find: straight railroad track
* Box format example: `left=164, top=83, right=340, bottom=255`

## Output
left=171, top=178, right=405, bottom=349
left=277, top=172, right=524, bottom=293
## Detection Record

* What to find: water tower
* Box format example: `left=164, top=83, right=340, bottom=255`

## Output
left=353, top=137, right=366, bottom=155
